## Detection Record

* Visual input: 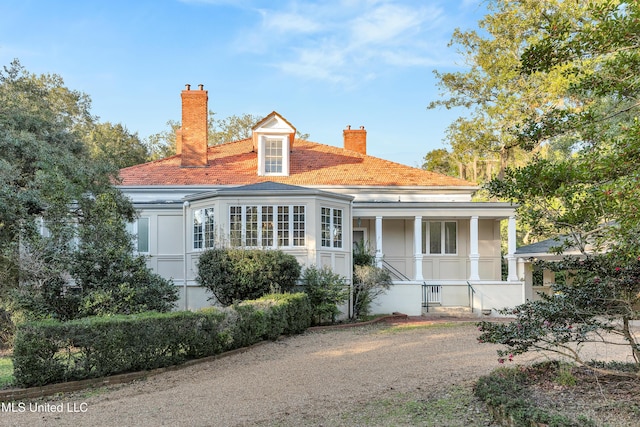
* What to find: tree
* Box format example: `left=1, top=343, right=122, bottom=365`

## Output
left=421, top=148, right=458, bottom=177
left=71, top=191, right=178, bottom=317
left=479, top=252, right=640, bottom=377
left=426, top=0, right=587, bottom=182
left=479, top=0, right=640, bottom=376
left=83, top=122, right=149, bottom=169
left=0, top=59, right=102, bottom=296
left=209, top=113, right=261, bottom=145
left=0, top=60, right=177, bottom=320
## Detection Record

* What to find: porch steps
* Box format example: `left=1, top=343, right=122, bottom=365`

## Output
left=421, top=305, right=479, bottom=318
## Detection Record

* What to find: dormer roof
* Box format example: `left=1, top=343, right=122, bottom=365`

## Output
left=251, top=111, right=296, bottom=152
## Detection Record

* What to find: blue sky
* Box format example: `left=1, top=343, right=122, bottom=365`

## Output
left=0, top=0, right=486, bottom=167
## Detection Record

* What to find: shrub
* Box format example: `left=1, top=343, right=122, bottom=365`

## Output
left=300, top=265, right=348, bottom=325
left=0, top=307, right=14, bottom=348
left=12, top=293, right=312, bottom=387
left=352, top=241, right=392, bottom=319
left=474, top=365, right=596, bottom=427
left=477, top=253, right=640, bottom=376
left=196, top=248, right=301, bottom=306
left=12, top=310, right=231, bottom=387
left=353, top=265, right=392, bottom=319
left=230, top=293, right=312, bottom=346
left=261, top=293, right=312, bottom=335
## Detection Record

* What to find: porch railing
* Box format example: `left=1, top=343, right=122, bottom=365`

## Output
left=421, top=284, right=442, bottom=313
left=421, top=282, right=478, bottom=313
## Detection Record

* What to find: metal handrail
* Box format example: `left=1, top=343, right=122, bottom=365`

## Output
left=467, top=281, right=476, bottom=313
left=422, top=283, right=430, bottom=313
left=381, top=259, right=411, bottom=281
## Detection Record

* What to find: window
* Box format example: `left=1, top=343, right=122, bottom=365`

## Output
left=246, top=206, right=258, bottom=246
left=193, top=208, right=215, bottom=250
left=321, top=207, right=343, bottom=248
left=229, top=206, right=242, bottom=247
left=422, top=221, right=457, bottom=254
left=229, top=205, right=305, bottom=247
left=293, top=205, right=305, bottom=246
left=277, top=206, right=289, bottom=247
left=261, top=206, right=274, bottom=246
left=264, top=138, right=283, bottom=174
left=127, top=217, right=150, bottom=253
left=259, top=136, right=289, bottom=176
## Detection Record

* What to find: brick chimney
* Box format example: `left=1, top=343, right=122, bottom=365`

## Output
left=343, top=125, right=366, bottom=155
left=177, top=84, right=208, bottom=167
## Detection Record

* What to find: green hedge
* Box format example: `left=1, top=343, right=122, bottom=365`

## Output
left=12, top=293, right=311, bottom=388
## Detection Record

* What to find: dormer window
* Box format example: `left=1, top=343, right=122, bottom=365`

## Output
left=252, top=112, right=296, bottom=177
left=257, top=134, right=290, bottom=176
left=265, top=137, right=284, bottom=174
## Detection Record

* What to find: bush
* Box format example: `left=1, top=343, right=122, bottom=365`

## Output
left=352, top=241, right=392, bottom=319
left=262, top=293, right=312, bottom=335
left=230, top=293, right=312, bottom=346
left=12, top=293, right=312, bottom=387
left=196, top=248, right=301, bottom=306
left=353, top=265, right=392, bottom=319
left=12, top=310, right=231, bottom=387
left=300, top=265, right=348, bottom=325
left=0, top=307, right=14, bottom=348
left=474, top=365, right=596, bottom=427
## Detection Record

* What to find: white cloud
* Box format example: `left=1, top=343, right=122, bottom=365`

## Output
left=259, top=10, right=323, bottom=34
left=230, top=0, right=468, bottom=85
left=349, top=3, right=434, bottom=47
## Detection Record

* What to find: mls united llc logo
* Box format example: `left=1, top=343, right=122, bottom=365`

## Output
left=1, top=402, right=88, bottom=413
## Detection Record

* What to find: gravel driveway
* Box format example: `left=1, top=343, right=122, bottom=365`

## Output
left=2, top=319, right=628, bottom=427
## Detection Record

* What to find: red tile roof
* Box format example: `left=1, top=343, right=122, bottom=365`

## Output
left=118, top=138, right=475, bottom=187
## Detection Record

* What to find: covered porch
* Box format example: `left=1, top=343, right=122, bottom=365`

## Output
left=352, top=201, right=524, bottom=316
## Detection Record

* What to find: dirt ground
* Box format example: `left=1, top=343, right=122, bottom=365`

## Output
left=0, top=318, right=635, bottom=427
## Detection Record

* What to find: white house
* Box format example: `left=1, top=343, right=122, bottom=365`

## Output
left=117, top=85, right=523, bottom=316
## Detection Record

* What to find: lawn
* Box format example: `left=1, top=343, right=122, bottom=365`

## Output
left=0, top=356, right=13, bottom=388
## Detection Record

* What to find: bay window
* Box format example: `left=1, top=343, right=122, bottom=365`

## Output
left=229, top=205, right=305, bottom=247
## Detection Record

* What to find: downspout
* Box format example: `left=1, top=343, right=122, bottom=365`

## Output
left=183, top=201, right=190, bottom=310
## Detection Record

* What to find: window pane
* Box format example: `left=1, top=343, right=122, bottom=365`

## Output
left=321, top=207, right=331, bottom=247
left=429, top=221, right=441, bottom=254
left=444, top=222, right=457, bottom=254
left=293, top=205, right=305, bottom=246
left=333, top=209, right=342, bottom=248
left=261, top=206, right=273, bottom=246
left=265, top=138, right=283, bottom=174
left=193, top=210, right=203, bottom=249
left=229, top=206, right=242, bottom=247
left=278, top=206, right=289, bottom=246
left=137, top=217, right=150, bottom=253
left=421, top=221, right=427, bottom=254
left=204, top=208, right=215, bottom=248
left=246, top=206, right=258, bottom=246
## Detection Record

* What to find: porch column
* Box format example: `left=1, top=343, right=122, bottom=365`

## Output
left=506, top=215, right=518, bottom=281
left=375, top=216, right=383, bottom=268
left=469, top=216, right=480, bottom=280
left=414, top=216, right=423, bottom=280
